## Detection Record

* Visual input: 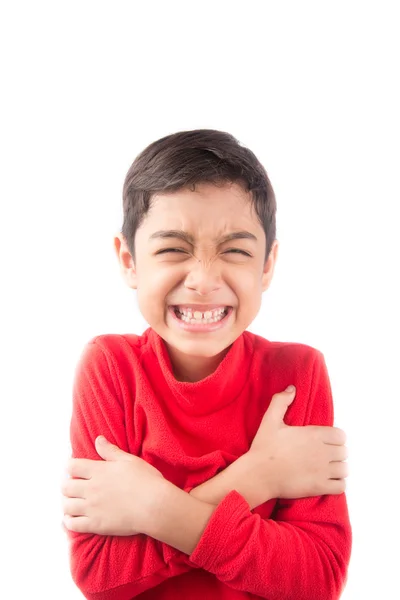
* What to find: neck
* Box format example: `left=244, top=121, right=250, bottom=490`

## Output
left=166, top=345, right=230, bottom=382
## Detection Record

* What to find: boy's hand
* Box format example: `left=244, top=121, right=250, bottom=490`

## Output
left=247, top=386, right=349, bottom=502
left=61, top=436, right=165, bottom=536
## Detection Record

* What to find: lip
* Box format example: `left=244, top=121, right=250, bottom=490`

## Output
left=168, top=305, right=233, bottom=333
left=170, top=304, right=231, bottom=311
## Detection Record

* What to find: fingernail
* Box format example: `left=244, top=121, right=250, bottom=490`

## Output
left=285, top=385, right=295, bottom=392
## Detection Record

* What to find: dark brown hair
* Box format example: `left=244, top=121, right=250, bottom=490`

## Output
left=121, top=129, right=277, bottom=262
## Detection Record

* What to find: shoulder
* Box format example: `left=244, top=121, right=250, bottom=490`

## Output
left=75, top=329, right=152, bottom=374
left=244, top=332, right=333, bottom=425
left=245, top=330, right=323, bottom=372
left=72, top=330, right=153, bottom=409
left=89, top=331, right=145, bottom=354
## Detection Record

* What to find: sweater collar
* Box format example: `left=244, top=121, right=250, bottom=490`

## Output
left=147, top=327, right=254, bottom=415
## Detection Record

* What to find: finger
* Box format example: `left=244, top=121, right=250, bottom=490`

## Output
left=66, top=457, right=95, bottom=479
left=329, top=445, right=349, bottom=462
left=329, top=461, right=349, bottom=479
left=322, top=426, right=347, bottom=446
left=265, top=390, right=296, bottom=430
left=325, top=478, right=347, bottom=495
left=63, top=514, right=91, bottom=533
left=61, top=477, right=87, bottom=498
left=62, top=497, right=87, bottom=517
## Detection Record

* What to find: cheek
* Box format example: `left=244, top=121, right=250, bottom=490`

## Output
left=136, top=265, right=180, bottom=307
left=233, top=269, right=263, bottom=294
left=232, top=271, right=263, bottom=312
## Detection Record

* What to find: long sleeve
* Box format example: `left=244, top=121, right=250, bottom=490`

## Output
left=65, top=340, right=194, bottom=599
left=187, top=351, right=352, bottom=600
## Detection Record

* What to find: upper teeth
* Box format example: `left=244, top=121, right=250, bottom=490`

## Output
left=177, top=307, right=226, bottom=320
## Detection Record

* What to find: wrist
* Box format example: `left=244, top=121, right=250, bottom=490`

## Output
left=189, top=458, right=245, bottom=505
left=141, top=478, right=175, bottom=536
left=244, top=449, right=279, bottom=504
left=190, top=452, right=275, bottom=511
left=144, top=479, right=216, bottom=554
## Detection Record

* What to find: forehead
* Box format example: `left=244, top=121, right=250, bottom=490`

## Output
left=140, top=182, right=262, bottom=238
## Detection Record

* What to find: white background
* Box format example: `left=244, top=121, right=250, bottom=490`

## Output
left=1, top=1, right=399, bottom=598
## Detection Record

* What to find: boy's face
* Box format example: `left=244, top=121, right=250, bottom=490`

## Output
left=115, top=182, right=278, bottom=375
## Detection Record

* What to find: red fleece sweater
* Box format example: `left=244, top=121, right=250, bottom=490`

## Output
left=66, top=327, right=352, bottom=599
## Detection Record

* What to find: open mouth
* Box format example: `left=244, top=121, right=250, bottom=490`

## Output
left=172, top=306, right=230, bottom=325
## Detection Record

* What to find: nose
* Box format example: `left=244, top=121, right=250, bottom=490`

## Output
left=183, top=257, right=222, bottom=296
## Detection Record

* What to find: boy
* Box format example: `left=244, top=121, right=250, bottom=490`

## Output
left=62, top=129, right=352, bottom=599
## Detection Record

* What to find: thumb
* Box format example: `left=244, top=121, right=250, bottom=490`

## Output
left=95, top=435, right=130, bottom=461
left=265, top=385, right=296, bottom=429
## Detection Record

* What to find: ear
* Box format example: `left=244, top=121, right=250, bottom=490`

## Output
left=113, top=233, right=138, bottom=290
left=261, top=239, right=279, bottom=292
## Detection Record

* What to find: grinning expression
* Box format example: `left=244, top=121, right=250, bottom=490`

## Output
left=114, top=181, right=278, bottom=381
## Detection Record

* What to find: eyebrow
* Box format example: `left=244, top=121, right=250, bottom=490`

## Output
left=149, top=229, right=258, bottom=244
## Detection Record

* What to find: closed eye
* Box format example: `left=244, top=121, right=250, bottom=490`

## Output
left=155, top=248, right=252, bottom=256
left=225, top=249, right=252, bottom=256
left=155, top=248, right=187, bottom=255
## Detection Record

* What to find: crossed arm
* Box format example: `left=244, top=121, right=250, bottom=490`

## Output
left=64, top=442, right=260, bottom=554
left=63, top=342, right=351, bottom=599
left=131, top=451, right=261, bottom=554
left=64, top=439, right=351, bottom=600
